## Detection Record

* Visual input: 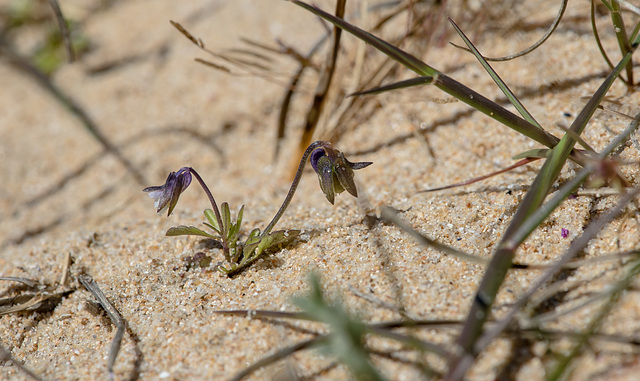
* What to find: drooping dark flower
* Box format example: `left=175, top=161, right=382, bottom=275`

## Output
left=310, top=142, right=372, bottom=204
left=143, top=167, right=192, bottom=216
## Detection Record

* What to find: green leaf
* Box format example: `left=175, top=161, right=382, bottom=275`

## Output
left=203, top=222, right=220, bottom=234
left=228, top=205, right=245, bottom=243
left=166, top=225, right=216, bottom=238
left=236, top=205, right=244, bottom=232
left=256, top=235, right=275, bottom=256
left=246, top=228, right=261, bottom=245
left=268, top=229, right=301, bottom=247
left=221, top=202, right=231, bottom=234
left=203, top=209, right=220, bottom=233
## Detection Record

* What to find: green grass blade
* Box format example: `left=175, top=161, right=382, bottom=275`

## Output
left=591, top=0, right=616, bottom=72
left=449, top=24, right=640, bottom=380
left=294, top=274, right=386, bottom=381
left=433, top=74, right=559, bottom=148
left=290, top=0, right=561, bottom=150
left=350, top=76, right=434, bottom=96
left=448, top=18, right=542, bottom=128
left=611, top=0, right=634, bottom=84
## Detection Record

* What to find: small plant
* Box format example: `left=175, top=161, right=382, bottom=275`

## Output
left=144, top=140, right=371, bottom=276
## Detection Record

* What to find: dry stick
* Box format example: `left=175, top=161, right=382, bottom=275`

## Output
left=0, top=42, right=146, bottom=185
left=0, top=343, right=43, bottom=381
left=79, top=275, right=126, bottom=379
left=48, top=0, right=75, bottom=62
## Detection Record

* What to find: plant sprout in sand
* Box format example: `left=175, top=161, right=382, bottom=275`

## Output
left=143, top=140, right=371, bottom=277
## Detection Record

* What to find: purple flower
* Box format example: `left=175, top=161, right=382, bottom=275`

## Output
left=561, top=228, right=569, bottom=238
left=310, top=143, right=372, bottom=205
left=143, top=167, right=192, bottom=216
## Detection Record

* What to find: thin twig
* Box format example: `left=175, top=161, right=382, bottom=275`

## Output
left=79, top=275, right=126, bottom=379
left=0, top=343, right=43, bottom=381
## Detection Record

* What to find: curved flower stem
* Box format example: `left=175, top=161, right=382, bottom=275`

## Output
left=186, top=167, right=228, bottom=256
left=261, top=141, right=324, bottom=237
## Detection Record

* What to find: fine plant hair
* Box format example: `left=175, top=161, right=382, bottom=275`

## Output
left=203, top=1, right=640, bottom=380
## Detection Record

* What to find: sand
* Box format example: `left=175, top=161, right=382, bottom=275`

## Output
left=2, top=0, right=640, bottom=380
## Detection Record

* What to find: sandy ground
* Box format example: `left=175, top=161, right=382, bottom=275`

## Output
left=2, top=0, right=640, bottom=380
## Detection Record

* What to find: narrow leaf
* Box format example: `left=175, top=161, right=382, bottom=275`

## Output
left=204, top=209, right=220, bottom=232
left=448, top=18, right=542, bottom=128
left=166, top=225, right=216, bottom=238
left=350, top=76, right=434, bottom=97
left=221, top=202, right=231, bottom=234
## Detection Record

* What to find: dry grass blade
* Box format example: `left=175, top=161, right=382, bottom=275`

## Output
left=418, top=157, right=539, bottom=193
left=0, top=343, right=43, bottom=381
left=349, top=76, right=435, bottom=97
left=0, top=277, right=43, bottom=289
left=193, top=58, right=230, bottom=72
left=214, top=309, right=311, bottom=320
left=476, top=187, right=640, bottom=367
left=170, top=20, right=204, bottom=47
left=79, top=274, right=126, bottom=378
left=380, top=206, right=488, bottom=266
left=449, top=30, right=640, bottom=379
left=290, top=0, right=346, bottom=178
left=0, top=291, right=70, bottom=316
left=230, top=337, right=323, bottom=381
left=547, top=257, right=640, bottom=380
left=449, top=0, right=568, bottom=62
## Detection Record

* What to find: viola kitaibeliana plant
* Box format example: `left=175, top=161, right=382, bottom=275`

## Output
left=144, top=141, right=372, bottom=277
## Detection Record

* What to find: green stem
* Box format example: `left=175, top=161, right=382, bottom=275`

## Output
left=187, top=167, right=228, bottom=256
left=262, top=141, right=324, bottom=236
